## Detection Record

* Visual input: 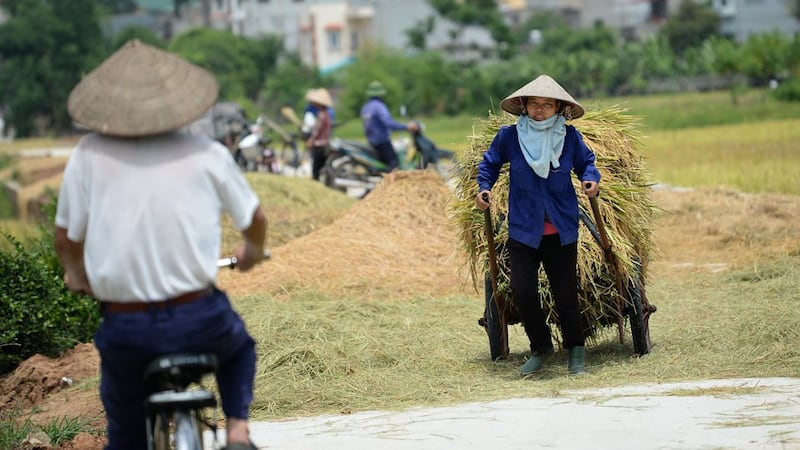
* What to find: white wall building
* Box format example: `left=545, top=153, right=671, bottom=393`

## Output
left=164, top=0, right=799, bottom=72
left=499, top=0, right=679, bottom=42
left=202, top=0, right=493, bottom=73
left=711, top=0, right=799, bottom=42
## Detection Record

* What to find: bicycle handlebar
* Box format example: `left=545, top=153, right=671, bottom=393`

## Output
left=217, top=249, right=272, bottom=269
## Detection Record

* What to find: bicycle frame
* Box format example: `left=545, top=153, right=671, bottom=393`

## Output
left=144, top=354, right=219, bottom=450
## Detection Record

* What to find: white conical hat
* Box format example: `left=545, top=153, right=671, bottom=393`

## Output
left=67, top=39, right=219, bottom=137
left=305, top=88, right=333, bottom=108
left=500, top=74, right=584, bottom=119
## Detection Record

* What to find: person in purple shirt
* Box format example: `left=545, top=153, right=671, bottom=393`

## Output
left=475, top=74, right=601, bottom=377
left=360, top=80, right=418, bottom=172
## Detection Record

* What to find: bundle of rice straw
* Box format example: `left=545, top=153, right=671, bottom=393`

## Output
left=449, top=105, right=659, bottom=343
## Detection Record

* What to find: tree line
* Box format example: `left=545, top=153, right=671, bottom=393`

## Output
left=0, top=0, right=799, bottom=138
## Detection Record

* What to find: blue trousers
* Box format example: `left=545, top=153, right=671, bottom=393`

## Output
left=372, top=140, right=399, bottom=172
left=94, top=288, right=256, bottom=450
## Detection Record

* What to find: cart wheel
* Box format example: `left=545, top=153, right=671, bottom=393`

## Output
left=481, top=276, right=507, bottom=361
left=627, top=271, right=651, bottom=356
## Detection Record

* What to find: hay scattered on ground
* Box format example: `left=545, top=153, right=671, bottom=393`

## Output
left=217, top=170, right=472, bottom=300
left=650, top=185, right=800, bottom=276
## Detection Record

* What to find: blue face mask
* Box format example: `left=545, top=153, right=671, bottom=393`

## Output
left=516, top=114, right=567, bottom=179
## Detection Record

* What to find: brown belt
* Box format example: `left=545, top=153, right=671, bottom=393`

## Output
left=101, top=287, right=214, bottom=314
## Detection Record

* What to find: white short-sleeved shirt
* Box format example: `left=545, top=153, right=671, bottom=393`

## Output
left=55, top=132, right=260, bottom=302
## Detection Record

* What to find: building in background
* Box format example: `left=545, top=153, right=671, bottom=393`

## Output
left=499, top=0, right=680, bottom=42
left=130, top=0, right=798, bottom=72
left=710, top=0, right=799, bottom=42
left=223, top=0, right=493, bottom=73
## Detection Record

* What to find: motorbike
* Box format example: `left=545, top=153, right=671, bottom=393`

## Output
left=319, top=121, right=455, bottom=196
left=319, top=138, right=387, bottom=196
left=237, top=132, right=279, bottom=173
left=408, top=121, right=456, bottom=171
left=223, top=117, right=280, bottom=173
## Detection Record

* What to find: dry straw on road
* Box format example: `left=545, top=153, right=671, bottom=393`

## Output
left=449, top=106, right=659, bottom=342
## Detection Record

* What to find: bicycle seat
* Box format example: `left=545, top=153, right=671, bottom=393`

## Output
left=146, top=389, right=217, bottom=412
left=144, top=353, right=218, bottom=389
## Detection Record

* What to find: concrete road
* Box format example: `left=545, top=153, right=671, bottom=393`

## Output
left=206, top=377, right=800, bottom=449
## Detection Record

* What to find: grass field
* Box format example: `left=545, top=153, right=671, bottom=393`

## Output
left=332, top=88, right=800, bottom=196
left=2, top=87, right=798, bottom=198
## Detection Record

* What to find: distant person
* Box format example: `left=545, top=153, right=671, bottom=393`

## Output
left=475, top=74, right=600, bottom=376
left=54, top=39, right=265, bottom=450
left=301, top=88, right=336, bottom=139
left=304, top=88, right=334, bottom=181
left=360, top=80, right=418, bottom=172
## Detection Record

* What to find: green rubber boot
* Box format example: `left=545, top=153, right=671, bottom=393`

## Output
left=568, top=346, right=586, bottom=375
left=519, top=347, right=554, bottom=375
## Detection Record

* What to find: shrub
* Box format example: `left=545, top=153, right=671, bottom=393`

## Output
left=771, top=78, right=800, bottom=102
left=0, top=196, right=99, bottom=375
left=0, top=408, right=97, bottom=448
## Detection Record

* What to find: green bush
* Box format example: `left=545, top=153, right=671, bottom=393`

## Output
left=772, top=78, right=800, bottom=102
left=0, top=197, right=99, bottom=375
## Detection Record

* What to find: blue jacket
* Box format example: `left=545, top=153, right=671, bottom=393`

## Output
left=477, top=124, right=601, bottom=248
left=361, top=97, right=408, bottom=146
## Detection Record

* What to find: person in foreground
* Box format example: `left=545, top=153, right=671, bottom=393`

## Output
left=475, top=74, right=600, bottom=376
left=360, top=80, right=418, bottom=172
left=54, top=39, right=266, bottom=450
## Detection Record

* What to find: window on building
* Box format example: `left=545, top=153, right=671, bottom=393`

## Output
left=327, top=29, right=342, bottom=52
left=350, top=30, right=359, bottom=52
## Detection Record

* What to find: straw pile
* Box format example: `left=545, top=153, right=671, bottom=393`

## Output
left=217, top=170, right=470, bottom=300
left=449, top=105, right=659, bottom=341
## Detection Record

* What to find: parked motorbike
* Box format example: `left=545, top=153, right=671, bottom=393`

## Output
left=408, top=121, right=456, bottom=171
left=319, top=121, right=454, bottom=197
left=237, top=132, right=279, bottom=173
left=223, top=117, right=279, bottom=173
left=319, top=138, right=387, bottom=195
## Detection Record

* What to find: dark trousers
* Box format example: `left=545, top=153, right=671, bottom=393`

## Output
left=507, top=235, right=585, bottom=353
left=310, top=145, right=327, bottom=180
left=372, top=140, right=399, bottom=172
left=94, top=288, right=256, bottom=450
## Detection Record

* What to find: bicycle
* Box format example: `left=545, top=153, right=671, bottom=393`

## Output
left=144, top=353, right=219, bottom=450
left=144, top=251, right=270, bottom=450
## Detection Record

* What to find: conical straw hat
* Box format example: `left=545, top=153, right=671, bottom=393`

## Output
left=305, top=88, right=333, bottom=108
left=499, top=74, right=584, bottom=119
left=67, top=39, right=219, bottom=137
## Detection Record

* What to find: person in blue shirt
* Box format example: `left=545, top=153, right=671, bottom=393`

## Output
left=475, top=74, right=601, bottom=376
left=360, top=80, right=418, bottom=172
